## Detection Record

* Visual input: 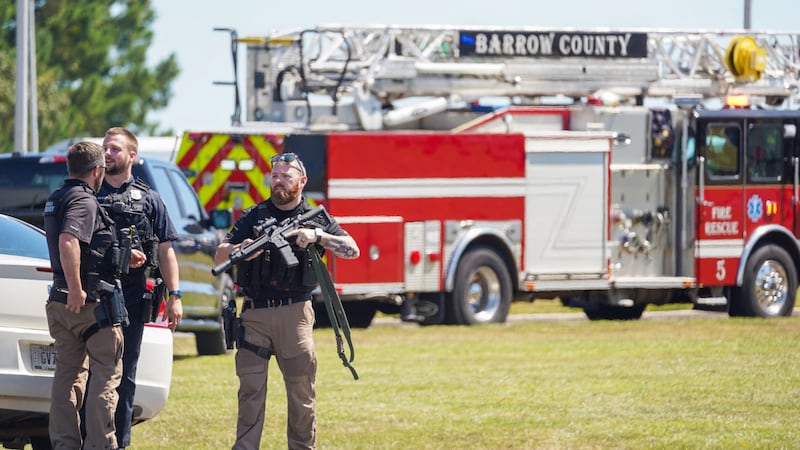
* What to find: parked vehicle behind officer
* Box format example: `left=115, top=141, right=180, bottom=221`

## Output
left=0, top=152, right=233, bottom=356
left=0, top=213, right=173, bottom=449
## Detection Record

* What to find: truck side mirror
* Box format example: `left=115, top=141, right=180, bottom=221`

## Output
left=210, top=209, right=232, bottom=230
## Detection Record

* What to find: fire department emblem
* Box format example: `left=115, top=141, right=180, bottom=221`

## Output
left=747, top=194, right=763, bottom=223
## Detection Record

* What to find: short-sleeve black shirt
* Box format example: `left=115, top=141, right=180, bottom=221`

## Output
left=43, top=179, right=107, bottom=287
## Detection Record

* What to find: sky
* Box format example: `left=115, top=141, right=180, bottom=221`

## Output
left=146, top=0, right=798, bottom=134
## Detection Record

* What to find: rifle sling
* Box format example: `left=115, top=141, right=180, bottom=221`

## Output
left=308, top=244, right=358, bottom=380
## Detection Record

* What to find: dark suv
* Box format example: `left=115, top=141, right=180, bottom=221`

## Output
left=0, top=152, right=233, bottom=355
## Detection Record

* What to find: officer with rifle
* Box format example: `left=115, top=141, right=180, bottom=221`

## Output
left=214, top=152, right=360, bottom=450
left=97, top=127, right=182, bottom=450
left=44, top=142, right=146, bottom=449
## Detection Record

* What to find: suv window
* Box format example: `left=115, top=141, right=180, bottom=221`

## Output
left=0, top=158, right=67, bottom=213
left=0, top=158, right=67, bottom=192
left=148, top=165, right=181, bottom=219
left=147, top=165, right=206, bottom=222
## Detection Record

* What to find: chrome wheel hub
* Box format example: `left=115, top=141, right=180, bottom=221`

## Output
left=467, top=266, right=501, bottom=321
left=754, top=259, right=788, bottom=315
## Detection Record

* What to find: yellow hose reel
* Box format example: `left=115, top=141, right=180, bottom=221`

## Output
left=725, top=35, right=766, bottom=82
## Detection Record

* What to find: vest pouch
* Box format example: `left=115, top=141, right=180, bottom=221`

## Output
left=267, top=247, right=291, bottom=289
left=142, top=234, right=160, bottom=269
left=86, top=272, right=101, bottom=302
left=301, top=258, right=318, bottom=287
left=236, top=259, right=254, bottom=289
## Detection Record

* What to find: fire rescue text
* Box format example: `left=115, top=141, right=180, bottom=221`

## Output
left=705, top=206, right=739, bottom=236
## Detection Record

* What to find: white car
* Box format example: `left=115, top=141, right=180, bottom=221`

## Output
left=0, top=214, right=173, bottom=449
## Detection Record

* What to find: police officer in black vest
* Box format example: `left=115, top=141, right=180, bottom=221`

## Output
left=215, top=153, right=360, bottom=450
left=44, top=141, right=146, bottom=449
left=98, top=127, right=182, bottom=449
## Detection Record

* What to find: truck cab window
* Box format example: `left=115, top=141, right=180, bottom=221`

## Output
left=747, top=124, right=783, bottom=182
left=705, top=124, right=740, bottom=178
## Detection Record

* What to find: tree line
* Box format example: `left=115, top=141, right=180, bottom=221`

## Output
left=0, top=0, right=178, bottom=152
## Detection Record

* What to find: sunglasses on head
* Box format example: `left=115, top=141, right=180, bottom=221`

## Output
left=270, top=153, right=306, bottom=175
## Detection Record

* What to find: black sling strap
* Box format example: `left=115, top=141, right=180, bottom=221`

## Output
left=308, top=244, right=358, bottom=380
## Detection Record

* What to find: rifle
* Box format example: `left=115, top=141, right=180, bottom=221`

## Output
left=211, top=205, right=333, bottom=276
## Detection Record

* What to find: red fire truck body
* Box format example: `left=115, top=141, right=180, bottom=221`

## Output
left=177, top=26, right=800, bottom=326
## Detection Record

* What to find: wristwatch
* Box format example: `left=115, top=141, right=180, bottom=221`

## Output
left=168, top=290, right=182, bottom=298
left=314, top=228, right=323, bottom=244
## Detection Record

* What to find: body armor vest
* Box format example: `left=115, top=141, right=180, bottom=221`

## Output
left=237, top=207, right=319, bottom=298
left=45, top=183, right=118, bottom=299
left=99, top=178, right=159, bottom=271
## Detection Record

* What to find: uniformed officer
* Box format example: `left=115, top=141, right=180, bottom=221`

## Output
left=214, top=153, right=360, bottom=450
left=44, top=141, right=146, bottom=449
left=98, top=127, right=182, bottom=449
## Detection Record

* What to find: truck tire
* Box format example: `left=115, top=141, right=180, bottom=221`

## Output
left=195, top=276, right=235, bottom=356
left=195, top=325, right=227, bottom=356
left=729, top=244, right=797, bottom=317
left=448, top=247, right=512, bottom=325
left=343, top=302, right=377, bottom=328
left=583, top=303, right=645, bottom=320
left=312, top=301, right=376, bottom=328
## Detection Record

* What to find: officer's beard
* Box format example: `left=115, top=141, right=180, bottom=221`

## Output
left=105, top=163, right=126, bottom=176
left=271, top=182, right=301, bottom=206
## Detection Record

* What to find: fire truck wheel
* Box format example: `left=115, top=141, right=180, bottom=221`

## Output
left=730, top=244, right=797, bottom=318
left=448, top=247, right=512, bottom=325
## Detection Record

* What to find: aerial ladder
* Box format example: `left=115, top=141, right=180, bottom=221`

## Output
left=214, top=25, right=800, bottom=130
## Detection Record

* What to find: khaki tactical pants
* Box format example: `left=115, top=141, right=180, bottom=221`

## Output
left=46, top=301, right=123, bottom=450
left=233, top=300, right=316, bottom=450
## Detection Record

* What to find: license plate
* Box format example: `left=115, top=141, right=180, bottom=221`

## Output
left=30, top=343, right=57, bottom=371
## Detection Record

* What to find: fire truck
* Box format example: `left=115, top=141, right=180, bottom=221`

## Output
left=177, top=25, right=800, bottom=326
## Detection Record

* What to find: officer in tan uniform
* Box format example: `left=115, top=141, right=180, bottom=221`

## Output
left=215, top=153, right=360, bottom=449
left=43, top=142, right=145, bottom=449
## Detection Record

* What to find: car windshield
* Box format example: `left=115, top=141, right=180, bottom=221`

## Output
left=0, top=215, right=49, bottom=260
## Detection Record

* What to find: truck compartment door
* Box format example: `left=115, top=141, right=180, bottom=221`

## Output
left=523, top=135, right=611, bottom=276
left=331, top=217, right=404, bottom=291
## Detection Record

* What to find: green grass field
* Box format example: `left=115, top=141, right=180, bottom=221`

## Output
left=131, top=303, right=800, bottom=449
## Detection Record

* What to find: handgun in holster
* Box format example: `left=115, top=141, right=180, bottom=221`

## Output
left=222, top=300, right=242, bottom=350
left=96, top=278, right=129, bottom=328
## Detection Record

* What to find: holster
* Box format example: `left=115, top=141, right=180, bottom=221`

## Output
left=81, top=278, right=128, bottom=342
left=141, top=278, right=166, bottom=323
left=95, top=279, right=130, bottom=328
left=222, top=300, right=242, bottom=350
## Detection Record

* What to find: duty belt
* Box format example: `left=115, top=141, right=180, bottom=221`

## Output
left=243, top=295, right=309, bottom=310
left=48, top=288, right=100, bottom=304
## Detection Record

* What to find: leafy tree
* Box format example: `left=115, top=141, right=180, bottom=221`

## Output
left=0, top=0, right=179, bottom=152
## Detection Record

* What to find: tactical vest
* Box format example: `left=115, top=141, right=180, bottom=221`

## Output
left=99, top=178, right=159, bottom=271
left=45, top=183, right=118, bottom=299
left=237, top=208, right=319, bottom=298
